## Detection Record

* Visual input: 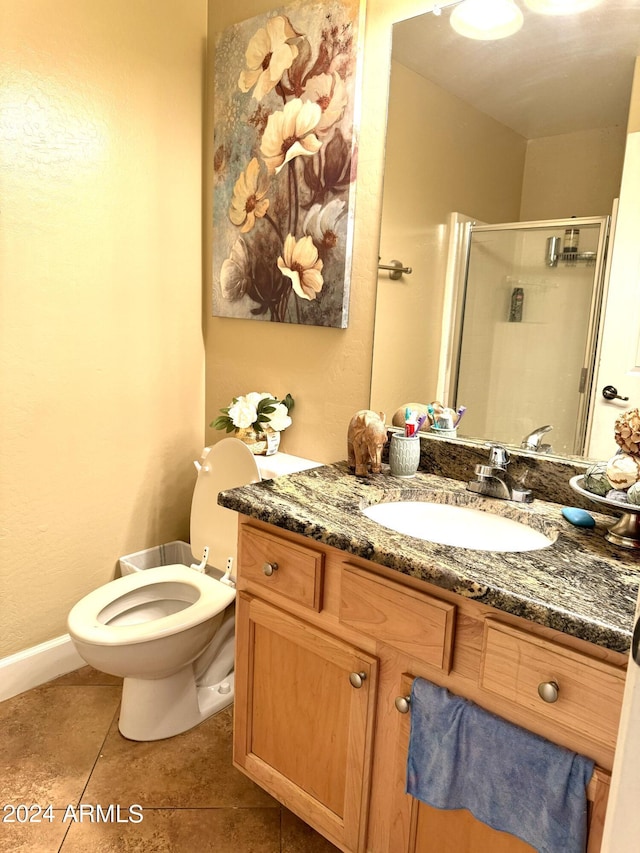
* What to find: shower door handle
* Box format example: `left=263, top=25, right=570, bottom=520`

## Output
left=602, top=385, right=629, bottom=401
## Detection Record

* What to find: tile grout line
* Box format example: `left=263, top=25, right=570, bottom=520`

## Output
left=57, top=692, right=121, bottom=853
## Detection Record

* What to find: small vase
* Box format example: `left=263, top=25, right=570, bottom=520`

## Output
left=234, top=426, right=280, bottom=456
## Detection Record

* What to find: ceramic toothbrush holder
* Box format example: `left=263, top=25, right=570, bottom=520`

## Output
left=389, top=434, right=420, bottom=478
left=430, top=426, right=458, bottom=439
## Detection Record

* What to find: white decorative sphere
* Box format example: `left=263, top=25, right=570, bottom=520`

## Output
left=606, top=453, right=640, bottom=490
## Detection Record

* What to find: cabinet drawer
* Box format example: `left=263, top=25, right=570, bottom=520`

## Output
left=339, top=565, right=455, bottom=672
left=238, top=526, right=324, bottom=611
left=480, top=620, right=626, bottom=751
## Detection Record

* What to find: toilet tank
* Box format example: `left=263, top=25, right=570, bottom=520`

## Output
left=256, top=452, right=321, bottom=479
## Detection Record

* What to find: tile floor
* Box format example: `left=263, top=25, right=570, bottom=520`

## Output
left=0, top=667, right=340, bottom=852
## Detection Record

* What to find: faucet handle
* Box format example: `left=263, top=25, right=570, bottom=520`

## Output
left=487, top=444, right=509, bottom=467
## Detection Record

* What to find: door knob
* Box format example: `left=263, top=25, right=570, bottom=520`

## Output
left=602, top=385, right=629, bottom=401
left=262, top=562, right=278, bottom=576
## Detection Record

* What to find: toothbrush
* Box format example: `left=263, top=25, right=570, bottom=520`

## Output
left=415, top=413, right=428, bottom=433
left=454, top=405, right=467, bottom=427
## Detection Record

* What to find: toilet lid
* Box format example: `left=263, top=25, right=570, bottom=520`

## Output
left=190, top=438, right=261, bottom=574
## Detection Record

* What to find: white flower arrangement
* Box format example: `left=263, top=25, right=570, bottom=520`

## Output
left=212, top=392, right=294, bottom=434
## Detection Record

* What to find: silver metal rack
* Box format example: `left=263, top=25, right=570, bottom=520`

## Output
left=545, top=237, right=597, bottom=267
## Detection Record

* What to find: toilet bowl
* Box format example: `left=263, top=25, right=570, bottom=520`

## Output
left=67, top=438, right=263, bottom=741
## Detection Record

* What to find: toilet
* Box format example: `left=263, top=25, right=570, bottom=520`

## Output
left=67, top=438, right=319, bottom=741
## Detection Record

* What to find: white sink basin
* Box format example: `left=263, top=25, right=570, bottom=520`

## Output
left=362, top=501, right=553, bottom=552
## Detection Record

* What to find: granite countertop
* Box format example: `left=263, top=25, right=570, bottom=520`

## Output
left=219, top=461, right=640, bottom=654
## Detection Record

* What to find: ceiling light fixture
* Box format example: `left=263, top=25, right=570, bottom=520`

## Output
left=450, top=0, right=524, bottom=40
left=523, top=0, right=603, bottom=14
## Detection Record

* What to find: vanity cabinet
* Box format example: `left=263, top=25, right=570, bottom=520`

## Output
left=233, top=529, right=377, bottom=852
left=233, top=518, right=627, bottom=853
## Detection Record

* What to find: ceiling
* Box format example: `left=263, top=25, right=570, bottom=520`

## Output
left=392, top=0, right=640, bottom=139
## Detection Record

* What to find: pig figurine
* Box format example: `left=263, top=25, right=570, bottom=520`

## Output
left=347, top=410, right=388, bottom=476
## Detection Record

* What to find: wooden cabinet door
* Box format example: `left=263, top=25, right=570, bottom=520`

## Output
left=409, top=802, right=535, bottom=853
left=233, top=593, right=377, bottom=853
left=389, top=674, right=609, bottom=853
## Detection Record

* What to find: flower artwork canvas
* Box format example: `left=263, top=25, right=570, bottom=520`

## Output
left=212, top=0, right=364, bottom=327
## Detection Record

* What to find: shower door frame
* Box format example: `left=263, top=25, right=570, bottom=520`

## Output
left=445, top=215, right=610, bottom=456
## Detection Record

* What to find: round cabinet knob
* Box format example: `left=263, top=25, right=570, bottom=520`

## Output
left=349, top=671, right=367, bottom=689
left=262, top=561, right=278, bottom=577
left=537, top=680, right=560, bottom=703
left=395, top=695, right=411, bottom=714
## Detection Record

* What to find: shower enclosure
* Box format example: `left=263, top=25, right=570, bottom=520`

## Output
left=447, top=216, right=610, bottom=456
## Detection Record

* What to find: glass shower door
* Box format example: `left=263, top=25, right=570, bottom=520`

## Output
left=453, top=217, right=609, bottom=455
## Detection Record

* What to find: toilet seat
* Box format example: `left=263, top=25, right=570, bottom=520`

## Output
left=68, top=565, right=235, bottom=647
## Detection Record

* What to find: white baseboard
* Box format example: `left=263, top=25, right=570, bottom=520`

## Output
left=0, top=634, right=84, bottom=703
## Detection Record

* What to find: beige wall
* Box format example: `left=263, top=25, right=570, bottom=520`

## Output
left=627, top=57, right=640, bottom=133
left=520, top=127, right=626, bottom=221
left=1, top=0, right=530, bottom=662
left=0, top=0, right=207, bottom=657
left=369, top=53, right=626, bottom=424
left=3, top=0, right=636, bottom=661
left=204, top=0, right=627, bottom=459
left=370, top=61, right=526, bottom=420
left=205, top=0, right=435, bottom=463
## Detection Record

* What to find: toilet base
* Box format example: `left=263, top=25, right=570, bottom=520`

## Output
left=118, top=668, right=235, bottom=741
left=198, top=671, right=235, bottom=719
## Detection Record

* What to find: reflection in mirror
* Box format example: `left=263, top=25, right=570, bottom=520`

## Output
left=451, top=216, right=609, bottom=456
left=370, top=1, right=640, bottom=460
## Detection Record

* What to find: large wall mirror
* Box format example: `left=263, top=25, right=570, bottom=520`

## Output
left=370, top=0, right=640, bottom=460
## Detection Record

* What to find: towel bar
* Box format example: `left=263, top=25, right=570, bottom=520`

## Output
left=378, top=259, right=412, bottom=280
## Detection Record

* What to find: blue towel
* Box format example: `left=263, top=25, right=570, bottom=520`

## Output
left=407, top=678, right=594, bottom=853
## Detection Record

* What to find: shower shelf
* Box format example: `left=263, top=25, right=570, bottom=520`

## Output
left=548, top=251, right=597, bottom=266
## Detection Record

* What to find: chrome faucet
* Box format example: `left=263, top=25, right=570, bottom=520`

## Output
left=467, top=444, right=533, bottom=503
left=521, top=424, right=553, bottom=453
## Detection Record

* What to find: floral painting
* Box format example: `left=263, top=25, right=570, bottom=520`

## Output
left=211, top=0, right=364, bottom=327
